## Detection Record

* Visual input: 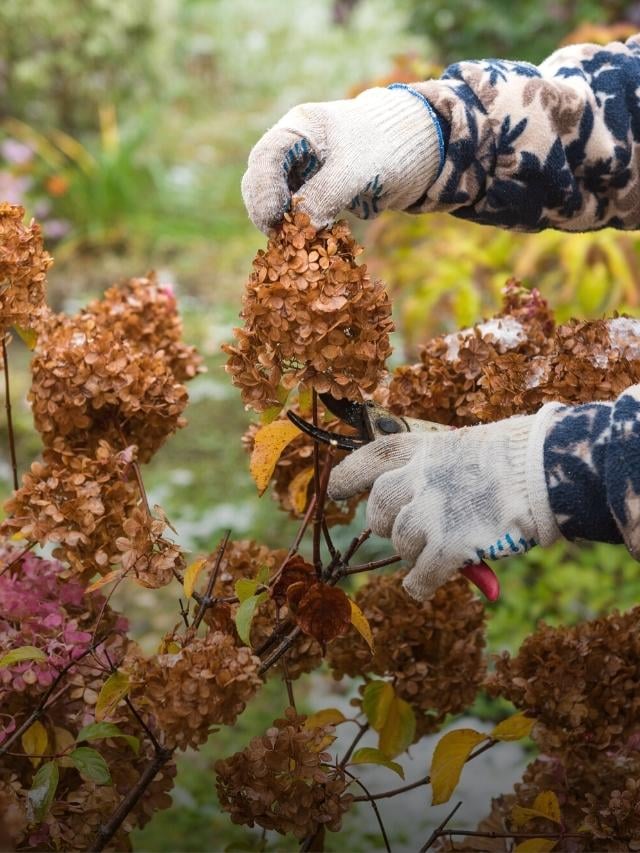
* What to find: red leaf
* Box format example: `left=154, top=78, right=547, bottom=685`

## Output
left=295, top=583, right=351, bottom=646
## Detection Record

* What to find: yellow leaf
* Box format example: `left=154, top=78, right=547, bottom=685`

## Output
left=430, top=729, right=487, bottom=805
left=260, top=405, right=283, bottom=425
left=21, top=720, right=48, bottom=768
left=14, top=325, right=38, bottom=350
left=95, top=671, right=130, bottom=722
left=513, top=840, right=557, bottom=853
left=378, top=694, right=416, bottom=759
left=10, top=531, right=26, bottom=541
left=513, top=792, right=562, bottom=828
left=249, top=420, right=301, bottom=496
left=183, top=558, right=206, bottom=598
left=533, top=791, right=561, bottom=824
left=288, top=466, right=315, bottom=514
left=491, top=711, right=534, bottom=742
left=85, top=569, right=123, bottom=594
left=304, top=709, right=347, bottom=729
left=349, top=599, right=374, bottom=652
left=362, top=681, right=394, bottom=732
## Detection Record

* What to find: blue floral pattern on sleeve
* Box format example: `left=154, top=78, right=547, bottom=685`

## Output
left=415, top=36, right=640, bottom=231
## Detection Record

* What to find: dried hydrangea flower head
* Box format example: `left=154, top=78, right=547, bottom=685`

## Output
left=215, top=707, right=353, bottom=838
left=0, top=203, right=52, bottom=335
left=328, top=573, right=486, bottom=737
left=455, top=751, right=640, bottom=852
left=488, top=606, right=640, bottom=755
left=223, top=210, right=393, bottom=411
left=2, top=439, right=139, bottom=579
left=126, top=631, right=262, bottom=750
left=29, top=307, right=189, bottom=461
left=85, top=273, right=203, bottom=382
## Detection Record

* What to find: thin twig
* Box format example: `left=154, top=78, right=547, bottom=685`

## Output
left=439, top=830, right=606, bottom=841
left=343, top=554, right=402, bottom=576
left=132, top=460, right=152, bottom=519
left=343, top=768, right=391, bottom=853
left=419, top=801, right=463, bottom=852
left=124, top=696, right=164, bottom=755
left=281, top=654, right=296, bottom=710
left=2, top=335, right=19, bottom=491
left=192, top=530, right=231, bottom=630
left=339, top=722, right=369, bottom=767
left=0, top=634, right=111, bottom=758
left=321, top=519, right=337, bottom=559
left=258, top=626, right=301, bottom=674
left=0, top=540, right=36, bottom=577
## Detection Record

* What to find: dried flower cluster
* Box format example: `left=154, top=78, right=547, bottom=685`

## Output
left=0, top=547, right=174, bottom=852
left=242, top=410, right=361, bottom=525
left=29, top=306, right=189, bottom=461
left=387, top=281, right=640, bottom=426
left=3, top=440, right=138, bottom=579
left=328, top=573, right=486, bottom=736
left=215, top=708, right=353, bottom=838
left=127, top=631, right=262, bottom=750
left=488, top=607, right=640, bottom=755
left=0, top=203, right=52, bottom=336
left=462, top=751, right=640, bottom=852
left=386, top=281, right=554, bottom=425
left=223, top=210, right=393, bottom=411
left=208, top=541, right=323, bottom=680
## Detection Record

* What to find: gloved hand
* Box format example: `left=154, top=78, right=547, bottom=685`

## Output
left=241, top=86, right=443, bottom=233
left=327, top=406, right=562, bottom=601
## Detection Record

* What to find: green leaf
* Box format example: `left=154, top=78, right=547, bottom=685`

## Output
left=21, top=720, right=49, bottom=767
left=235, top=578, right=259, bottom=603
left=362, top=680, right=416, bottom=759
left=76, top=722, right=139, bottom=754
left=304, top=709, right=347, bottom=729
left=362, top=681, right=394, bottom=732
left=350, top=747, right=405, bottom=779
left=95, top=670, right=130, bottom=721
left=27, top=761, right=59, bottom=823
left=235, top=592, right=267, bottom=646
left=430, top=728, right=487, bottom=805
left=69, top=747, right=111, bottom=785
left=0, top=646, right=47, bottom=668
left=256, top=565, right=270, bottom=585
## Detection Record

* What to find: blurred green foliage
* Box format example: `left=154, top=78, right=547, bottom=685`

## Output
left=406, top=0, right=635, bottom=64
left=0, top=0, right=177, bottom=132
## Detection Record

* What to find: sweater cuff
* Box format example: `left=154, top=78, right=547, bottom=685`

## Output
left=528, top=403, right=564, bottom=546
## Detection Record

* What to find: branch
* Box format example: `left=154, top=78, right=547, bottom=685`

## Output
left=0, top=540, right=36, bottom=578
left=339, top=722, right=369, bottom=768
left=351, top=739, right=497, bottom=802
left=2, top=334, right=19, bottom=491
left=0, top=634, right=111, bottom=758
left=342, top=554, right=401, bottom=576
left=90, top=744, right=174, bottom=852
left=192, top=530, right=231, bottom=630
left=419, top=801, right=462, bottom=852
left=343, top=768, right=391, bottom=853
left=258, top=626, right=301, bottom=675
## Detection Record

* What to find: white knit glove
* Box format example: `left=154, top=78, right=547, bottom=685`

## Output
left=328, top=406, right=562, bottom=601
left=241, top=86, right=443, bottom=233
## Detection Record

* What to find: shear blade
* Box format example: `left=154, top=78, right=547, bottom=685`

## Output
left=318, top=393, right=367, bottom=432
left=286, top=410, right=365, bottom=451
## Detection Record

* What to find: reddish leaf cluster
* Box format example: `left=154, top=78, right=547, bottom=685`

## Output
left=208, top=542, right=323, bottom=680
left=223, top=210, right=393, bottom=411
left=215, top=707, right=353, bottom=838
left=328, top=573, right=486, bottom=737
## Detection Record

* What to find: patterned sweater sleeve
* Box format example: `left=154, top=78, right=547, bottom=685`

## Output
left=406, top=35, right=640, bottom=231
left=544, top=380, right=640, bottom=558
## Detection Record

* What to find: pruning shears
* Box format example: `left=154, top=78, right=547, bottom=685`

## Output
left=287, top=394, right=500, bottom=602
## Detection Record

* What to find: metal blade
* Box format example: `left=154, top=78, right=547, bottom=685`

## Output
left=286, top=410, right=366, bottom=451
left=318, top=393, right=367, bottom=432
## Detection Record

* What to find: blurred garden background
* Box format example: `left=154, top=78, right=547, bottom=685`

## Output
left=3, top=0, right=640, bottom=849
